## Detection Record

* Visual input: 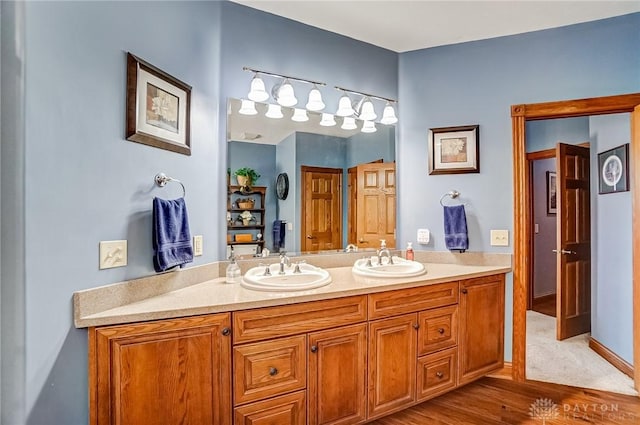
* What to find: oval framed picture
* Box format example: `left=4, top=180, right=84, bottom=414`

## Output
left=276, top=173, right=289, bottom=200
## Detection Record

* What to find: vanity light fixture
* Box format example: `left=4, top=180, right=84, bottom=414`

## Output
left=341, top=116, right=357, bottom=130
left=265, top=104, right=284, bottom=119
left=273, top=79, right=297, bottom=107
left=247, top=73, right=269, bottom=102
left=291, top=108, right=309, bottom=122
left=358, top=98, right=377, bottom=121
left=319, top=113, right=337, bottom=127
left=336, top=93, right=355, bottom=117
left=305, top=85, right=325, bottom=111
left=361, top=120, right=377, bottom=133
left=238, top=99, right=258, bottom=115
left=380, top=102, right=398, bottom=125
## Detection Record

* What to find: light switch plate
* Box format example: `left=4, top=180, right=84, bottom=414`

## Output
left=490, top=230, right=509, bottom=247
left=193, top=235, right=203, bottom=256
left=99, top=240, right=127, bottom=269
left=417, top=228, right=430, bottom=244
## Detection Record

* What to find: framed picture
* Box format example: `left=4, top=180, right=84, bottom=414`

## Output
left=546, top=171, right=557, bottom=215
left=126, top=53, right=192, bottom=155
left=428, top=125, right=479, bottom=174
left=598, top=143, right=629, bottom=194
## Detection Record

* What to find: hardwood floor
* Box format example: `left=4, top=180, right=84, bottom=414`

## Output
left=368, top=377, right=640, bottom=424
left=532, top=294, right=556, bottom=317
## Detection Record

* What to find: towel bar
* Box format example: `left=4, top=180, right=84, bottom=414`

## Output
left=154, top=173, right=186, bottom=198
left=439, top=190, right=460, bottom=206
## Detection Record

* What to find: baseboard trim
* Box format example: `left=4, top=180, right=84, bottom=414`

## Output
left=487, top=362, right=513, bottom=380
left=589, top=337, right=634, bottom=378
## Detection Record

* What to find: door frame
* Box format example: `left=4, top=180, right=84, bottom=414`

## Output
left=511, top=93, right=640, bottom=386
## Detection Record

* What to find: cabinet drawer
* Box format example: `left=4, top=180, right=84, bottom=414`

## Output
left=417, top=347, right=457, bottom=402
left=234, top=390, right=306, bottom=425
left=233, top=335, right=306, bottom=405
left=233, top=295, right=367, bottom=344
left=368, top=282, right=458, bottom=319
left=418, top=305, right=458, bottom=356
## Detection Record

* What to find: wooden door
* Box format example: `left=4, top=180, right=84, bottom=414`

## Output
left=356, top=163, right=396, bottom=249
left=90, top=314, right=232, bottom=425
left=308, top=324, right=367, bottom=425
left=459, top=275, right=505, bottom=385
left=556, top=143, right=591, bottom=340
left=301, top=166, right=342, bottom=251
left=368, top=314, right=416, bottom=420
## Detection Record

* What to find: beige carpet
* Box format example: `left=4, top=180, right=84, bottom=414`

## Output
left=526, top=310, right=637, bottom=396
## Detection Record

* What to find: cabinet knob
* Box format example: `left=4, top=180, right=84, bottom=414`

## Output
left=413, top=323, right=420, bottom=330
left=436, top=372, right=444, bottom=379
left=221, top=327, right=231, bottom=336
left=461, top=288, right=468, bottom=294
left=269, top=367, right=278, bottom=376
left=438, top=328, right=445, bottom=334
left=310, top=345, right=318, bottom=353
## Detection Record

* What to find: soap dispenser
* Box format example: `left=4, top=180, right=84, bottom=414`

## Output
left=405, top=242, right=414, bottom=261
left=225, top=250, right=241, bottom=284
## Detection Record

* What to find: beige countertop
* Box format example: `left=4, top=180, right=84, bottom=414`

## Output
left=74, top=258, right=511, bottom=328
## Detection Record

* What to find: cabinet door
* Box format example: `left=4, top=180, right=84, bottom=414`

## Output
left=90, top=314, right=232, bottom=425
left=368, top=314, right=417, bottom=420
left=308, top=323, right=367, bottom=425
left=458, top=274, right=505, bottom=385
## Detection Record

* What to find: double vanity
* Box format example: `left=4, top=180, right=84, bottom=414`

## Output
left=74, top=251, right=510, bottom=425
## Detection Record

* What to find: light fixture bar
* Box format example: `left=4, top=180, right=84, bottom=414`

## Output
left=243, top=66, right=326, bottom=87
left=334, top=86, right=397, bottom=104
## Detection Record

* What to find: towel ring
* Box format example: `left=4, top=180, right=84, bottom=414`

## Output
left=155, top=173, right=186, bottom=198
left=439, top=190, right=460, bottom=206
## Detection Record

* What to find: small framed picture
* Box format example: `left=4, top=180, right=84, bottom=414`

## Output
left=546, top=171, right=557, bottom=215
left=598, top=144, right=629, bottom=194
left=428, top=125, right=479, bottom=174
left=126, top=53, right=192, bottom=155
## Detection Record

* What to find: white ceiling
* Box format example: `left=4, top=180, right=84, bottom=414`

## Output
left=230, top=0, right=640, bottom=53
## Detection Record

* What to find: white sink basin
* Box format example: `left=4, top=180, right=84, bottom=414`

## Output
left=352, top=256, right=426, bottom=278
left=241, top=263, right=332, bottom=292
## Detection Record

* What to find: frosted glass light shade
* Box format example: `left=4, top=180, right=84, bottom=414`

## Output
left=359, top=99, right=377, bottom=121
left=291, top=108, right=309, bottom=122
left=305, top=87, right=325, bottom=111
left=276, top=80, right=297, bottom=107
left=265, top=104, right=283, bottom=119
left=361, top=120, right=377, bottom=133
left=248, top=75, right=269, bottom=102
left=341, top=117, right=357, bottom=130
left=380, top=103, right=398, bottom=125
left=336, top=94, right=355, bottom=117
left=319, top=113, right=336, bottom=127
left=238, top=99, right=258, bottom=115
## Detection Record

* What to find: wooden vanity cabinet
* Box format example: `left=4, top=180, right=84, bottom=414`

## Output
left=458, top=274, right=505, bottom=385
left=89, top=313, right=232, bottom=425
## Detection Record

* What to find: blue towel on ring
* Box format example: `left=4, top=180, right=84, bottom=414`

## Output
left=153, top=197, right=193, bottom=272
left=272, top=219, right=285, bottom=251
left=444, top=205, right=468, bottom=252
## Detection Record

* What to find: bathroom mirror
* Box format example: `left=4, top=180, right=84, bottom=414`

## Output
left=227, top=98, right=396, bottom=257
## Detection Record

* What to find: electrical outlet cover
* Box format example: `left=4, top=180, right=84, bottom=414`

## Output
left=193, top=235, right=203, bottom=256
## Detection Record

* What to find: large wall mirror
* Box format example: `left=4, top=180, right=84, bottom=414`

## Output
left=227, top=98, right=397, bottom=257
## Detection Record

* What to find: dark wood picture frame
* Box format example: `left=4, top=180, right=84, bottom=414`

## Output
left=428, top=125, right=479, bottom=174
left=126, top=53, right=192, bottom=155
left=598, top=143, right=629, bottom=194
left=546, top=171, right=557, bottom=215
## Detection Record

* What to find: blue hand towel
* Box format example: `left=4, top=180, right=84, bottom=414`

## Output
left=443, top=205, right=469, bottom=252
left=272, top=219, right=285, bottom=251
left=153, top=197, right=193, bottom=272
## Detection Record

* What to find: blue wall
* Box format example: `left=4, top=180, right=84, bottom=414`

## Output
left=1, top=1, right=639, bottom=422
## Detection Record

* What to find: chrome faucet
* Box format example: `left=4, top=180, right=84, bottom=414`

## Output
left=345, top=243, right=358, bottom=253
left=377, top=240, right=393, bottom=265
left=279, top=252, right=291, bottom=275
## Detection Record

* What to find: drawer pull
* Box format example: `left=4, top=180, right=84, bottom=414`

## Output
left=221, top=327, right=231, bottom=336
left=438, top=328, right=445, bottom=334
left=413, top=323, right=420, bottom=330
left=436, top=372, right=444, bottom=379
left=310, top=345, right=318, bottom=353
left=461, top=288, right=468, bottom=294
left=269, top=367, right=278, bottom=376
